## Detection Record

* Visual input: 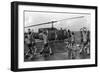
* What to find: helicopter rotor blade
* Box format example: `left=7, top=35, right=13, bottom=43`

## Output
left=24, top=21, right=58, bottom=28
left=57, top=16, right=84, bottom=22
left=24, top=16, right=84, bottom=28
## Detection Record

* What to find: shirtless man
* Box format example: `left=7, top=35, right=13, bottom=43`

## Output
left=24, top=29, right=33, bottom=60
left=80, top=27, right=89, bottom=54
left=40, top=31, right=52, bottom=56
left=25, top=29, right=37, bottom=60
left=31, top=30, right=37, bottom=55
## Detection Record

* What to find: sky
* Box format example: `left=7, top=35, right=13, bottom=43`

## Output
left=24, top=11, right=91, bottom=32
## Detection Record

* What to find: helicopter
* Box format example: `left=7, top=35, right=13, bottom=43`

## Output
left=24, top=16, right=84, bottom=41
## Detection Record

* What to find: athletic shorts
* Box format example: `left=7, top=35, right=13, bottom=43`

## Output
left=44, top=43, right=48, bottom=48
left=32, top=42, right=36, bottom=46
left=27, top=44, right=32, bottom=48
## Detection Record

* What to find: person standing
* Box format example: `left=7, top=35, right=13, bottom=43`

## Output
left=67, top=29, right=72, bottom=44
left=25, top=29, right=33, bottom=60
left=79, top=27, right=88, bottom=54
left=40, top=31, right=52, bottom=56
left=71, top=32, right=75, bottom=46
left=30, top=29, right=37, bottom=56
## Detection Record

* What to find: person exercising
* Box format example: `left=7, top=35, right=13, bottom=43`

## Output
left=40, top=31, right=52, bottom=56
left=25, top=29, right=33, bottom=60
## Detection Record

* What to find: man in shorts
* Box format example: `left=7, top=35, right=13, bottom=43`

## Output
left=71, top=32, right=75, bottom=46
left=25, top=29, right=36, bottom=60
left=40, top=31, right=52, bottom=56
left=80, top=27, right=89, bottom=54
left=30, top=30, right=37, bottom=56
left=24, top=32, right=33, bottom=60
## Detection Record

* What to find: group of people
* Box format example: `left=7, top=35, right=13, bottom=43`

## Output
left=24, top=29, right=53, bottom=60
left=64, top=27, right=90, bottom=59
left=24, top=29, right=37, bottom=60
left=24, top=27, right=90, bottom=60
